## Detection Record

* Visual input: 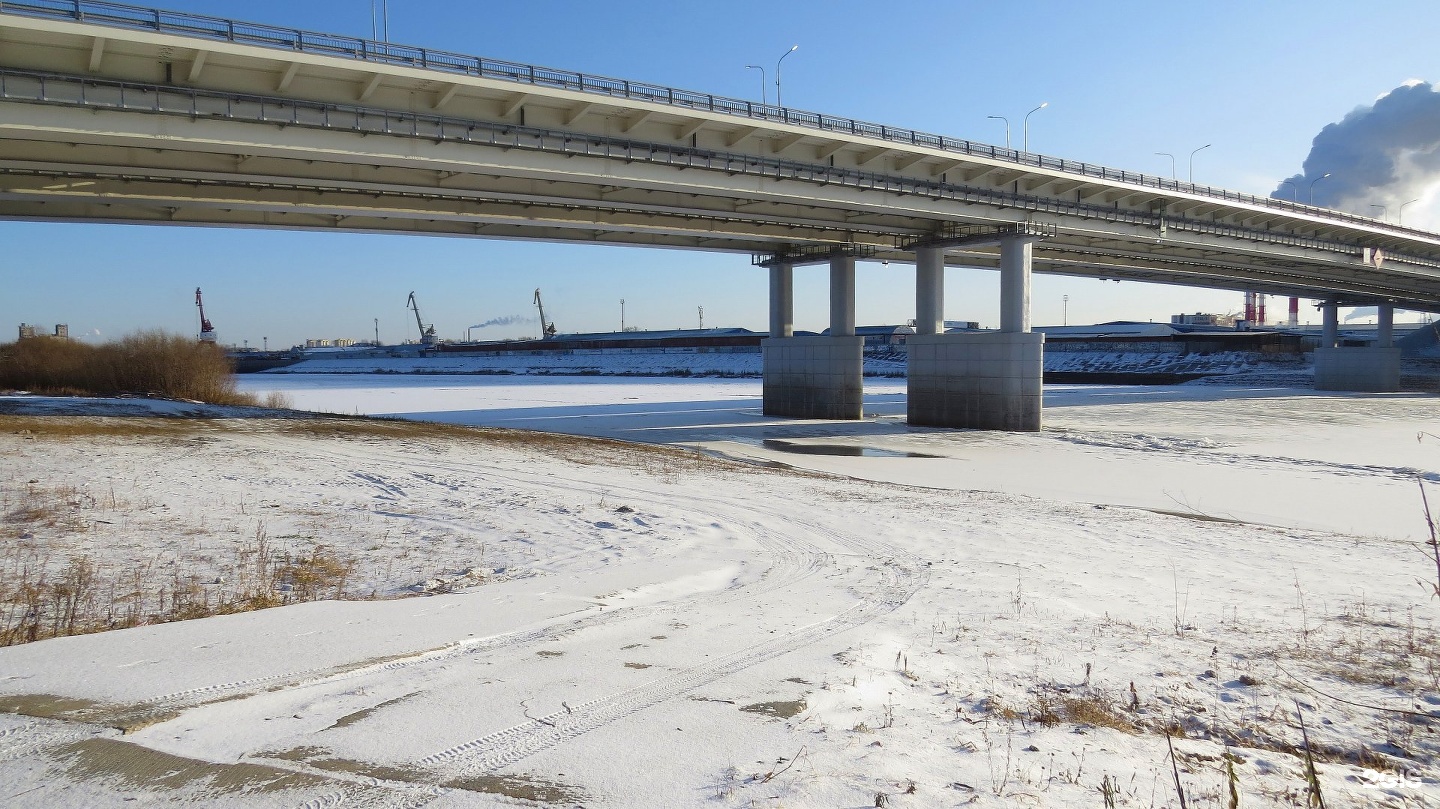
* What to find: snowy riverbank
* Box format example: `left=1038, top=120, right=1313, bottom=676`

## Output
left=1, top=379, right=1437, bottom=807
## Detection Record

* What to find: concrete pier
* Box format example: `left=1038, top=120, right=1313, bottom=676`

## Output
left=906, top=234, right=1044, bottom=431
left=1313, top=299, right=1400, bottom=392
left=907, top=331, right=1043, bottom=430
left=762, top=253, right=863, bottom=420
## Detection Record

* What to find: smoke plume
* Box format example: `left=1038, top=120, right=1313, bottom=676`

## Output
left=469, top=315, right=535, bottom=329
left=1273, top=81, right=1440, bottom=227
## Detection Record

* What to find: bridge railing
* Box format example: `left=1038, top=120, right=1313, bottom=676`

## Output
left=0, top=0, right=1431, bottom=243
left=10, top=66, right=1438, bottom=272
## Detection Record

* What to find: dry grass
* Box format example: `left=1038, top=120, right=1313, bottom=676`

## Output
left=280, top=418, right=730, bottom=477
left=0, top=331, right=252, bottom=405
left=1, top=415, right=212, bottom=439
left=0, top=510, right=358, bottom=646
left=981, top=689, right=1137, bottom=733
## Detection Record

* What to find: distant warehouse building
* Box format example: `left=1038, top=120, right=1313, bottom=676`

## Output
left=821, top=325, right=916, bottom=346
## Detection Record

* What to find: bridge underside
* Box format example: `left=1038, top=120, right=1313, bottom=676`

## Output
left=1, top=70, right=1439, bottom=309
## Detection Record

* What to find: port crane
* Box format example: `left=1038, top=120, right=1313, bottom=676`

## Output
left=533, top=288, right=558, bottom=339
left=406, top=291, right=438, bottom=346
left=195, top=287, right=217, bottom=343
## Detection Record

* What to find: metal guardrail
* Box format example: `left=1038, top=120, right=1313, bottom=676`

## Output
left=751, top=244, right=880, bottom=268
left=3, top=67, right=1439, bottom=273
left=899, top=222, right=1059, bottom=250
left=0, top=0, right=1434, bottom=243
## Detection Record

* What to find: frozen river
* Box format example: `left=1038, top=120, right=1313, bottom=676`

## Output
left=238, top=374, right=1440, bottom=541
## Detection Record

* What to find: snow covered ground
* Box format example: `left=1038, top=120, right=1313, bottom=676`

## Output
left=0, top=377, right=1437, bottom=807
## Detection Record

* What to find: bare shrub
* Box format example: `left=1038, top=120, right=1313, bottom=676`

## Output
left=276, top=546, right=357, bottom=602
left=0, top=331, right=253, bottom=405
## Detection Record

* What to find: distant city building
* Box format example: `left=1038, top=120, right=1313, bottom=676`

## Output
left=1171, top=312, right=1236, bottom=327
left=16, top=323, right=68, bottom=340
left=304, top=338, right=359, bottom=348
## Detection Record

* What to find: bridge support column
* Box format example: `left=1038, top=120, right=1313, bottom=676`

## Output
left=762, top=255, right=863, bottom=420
left=1320, top=299, right=1338, bottom=348
left=907, top=236, right=1043, bottom=431
left=1314, top=300, right=1400, bottom=392
left=915, top=247, right=943, bottom=335
left=769, top=263, right=793, bottom=338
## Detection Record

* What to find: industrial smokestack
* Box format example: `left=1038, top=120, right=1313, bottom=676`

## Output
left=1273, top=81, right=1440, bottom=227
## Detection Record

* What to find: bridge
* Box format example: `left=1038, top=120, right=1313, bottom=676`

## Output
left=2, top=0, right=1437, bottom=428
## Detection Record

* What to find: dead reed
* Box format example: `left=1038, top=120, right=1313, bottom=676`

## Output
left=0, top=331, right=253, bottom=405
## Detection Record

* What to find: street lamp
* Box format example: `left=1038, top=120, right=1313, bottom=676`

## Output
left=1400, top=197, right=1421, bottom=225
left=1309, top=172, right=1332, bottom=204
left=371, top=0, right=389, bottom=41
left=986, top=115, right=1011, bottom=149
left=1371, top=204, right=1388, bottom=221
left=1022, top=102, right=1047, bottom=153
left=620, top=298, right=626, bottom=332
left=1155, top=152, right=1176, bottom=180
left=775, top=45, right=798, bottom=108
left=1279, top=180, right=1298, bottom=200
left=1188, top=144, right=1210, bottom=184
left=1063, top=295, right=1070, bottom=326
left=744, top=65, right=768, bottom=106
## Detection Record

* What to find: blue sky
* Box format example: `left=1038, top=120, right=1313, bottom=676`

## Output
left=4, top=0, right=1439, bottom=346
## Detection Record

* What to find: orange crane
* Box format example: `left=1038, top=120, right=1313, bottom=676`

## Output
left=195, top=287, right=217, bottom=343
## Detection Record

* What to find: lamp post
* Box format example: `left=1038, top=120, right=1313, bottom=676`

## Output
left=1279, top=180, right=1298, bottom=200
left=744, top=65, right=768, bottom=106
left=986, top=115, right=1010, bottom=149
left=1371, top=204, right=1388, bottom=221
left=1063, top=295, right=1070, bottom=326
left=1400, top=198, right=1421, bottom=225
left=370, top=0, right=389, bottom=41
left=1155, top=152, right=1176, bottom=180
left=1022, top=102, right=1047, bottom=153
left=774, top=45, right=798, bottom=108
left=1309, top=172, right=1332, bottom=204
left=1188, top=144, right=1210, bottom=184
left=620, top=299, right=626, bottom=332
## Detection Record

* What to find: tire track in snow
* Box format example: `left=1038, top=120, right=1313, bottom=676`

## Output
left=0, top=718, right=95, bottom=764
left=134, top=439, right=832, bottom=717
left=419, top=561, right=923, bottom=777
left=305, top=435, right=928, bottom=776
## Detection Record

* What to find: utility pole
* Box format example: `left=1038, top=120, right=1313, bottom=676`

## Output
left=621, top=299, right=626, bottom=332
